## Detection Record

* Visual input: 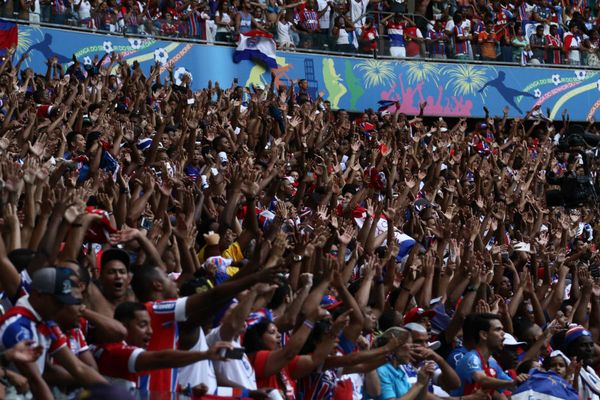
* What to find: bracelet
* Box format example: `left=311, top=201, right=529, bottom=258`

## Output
left=0, top=353, right=7, bottom=368
left=375, top=277, right=384, bottom=285
left=400, top=285, right=411, bottom=292
left=303, top=319, right=315, bottom=329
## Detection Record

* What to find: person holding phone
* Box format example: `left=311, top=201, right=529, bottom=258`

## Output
left=92, top=302, right=233, bottom=393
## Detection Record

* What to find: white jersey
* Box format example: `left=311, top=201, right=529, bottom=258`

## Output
left=579, top=365, right=600, bottom=400
left=206, top=326, right=257, bottom=390
left=177, top=328, right=218, bottom=394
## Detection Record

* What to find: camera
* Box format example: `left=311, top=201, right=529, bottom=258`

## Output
left=546, top=125, right=599, bottom=208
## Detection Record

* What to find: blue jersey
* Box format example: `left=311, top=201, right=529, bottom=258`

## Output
left=447, top=345, right=469, bottom=370
left=455, top=350, right=512, bottom=395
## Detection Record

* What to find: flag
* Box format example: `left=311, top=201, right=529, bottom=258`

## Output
left=377, top=100, right=397, bottom=112
left=352, top=209, right=416, bottom=259
left=233, top=30, right=278, bottom=69
left=0, top=20, right=17, bottom=56
left=511, top=369, right=578, bottom=400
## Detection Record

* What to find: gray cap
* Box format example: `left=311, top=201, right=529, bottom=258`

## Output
left=31, top=267, right=81, bottom=305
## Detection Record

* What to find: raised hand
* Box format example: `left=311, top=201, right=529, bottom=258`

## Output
left=109, top=225, right=142, bottom=245
left=337, top=225, right=356, bottom=246
left=28, top=133, right=48, bottom=158
left=316, top=204, right=329, bottom=221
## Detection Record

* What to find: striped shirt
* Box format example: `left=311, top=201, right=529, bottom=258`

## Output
left=0, top=296, right=67, bottom=374
left=299, top=8, right=319, bottom=32
left=427, top=29, right=446, bottom=56
left=387, top=21, right=405, bottom=47
left=454, top=25, right=469, bottom=55
left=52, top=0, right=66, bottom=15
left=546, top=33, right=562, bottom=64
left=185, top=12, right=205, bottom=38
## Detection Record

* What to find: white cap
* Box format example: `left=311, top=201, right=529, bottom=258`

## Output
left=404, top=323, right=441, bottom=350
left=503, top=333, right=526, bottom=346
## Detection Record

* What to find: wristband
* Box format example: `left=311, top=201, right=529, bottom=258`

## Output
left=401, top=285, right=411, bottom=292
left=216, top=387, right=250, bottom=398
left=303, top=319, right=315, bottom=329
left=375, top=277, right=384, bottom=285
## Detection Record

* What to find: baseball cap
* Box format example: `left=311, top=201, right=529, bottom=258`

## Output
left=31, top=267, right=81, bottom=305
left=403, top=307, right=436, bottom=324
left=564, top=325, right=592, bottom=345
left=101, top=248, right=131, bottom=272
left=503, top=333, right=527, bottom=346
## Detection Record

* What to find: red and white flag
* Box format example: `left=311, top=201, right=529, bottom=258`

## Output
left=233, top=30, right=278, bottom=69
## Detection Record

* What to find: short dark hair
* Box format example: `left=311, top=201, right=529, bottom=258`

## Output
left=66, top=131, right=79, bottom=145
left=114, top=301, right=147, bottom=324
left=465, top=313, right=501, bottom=344
left=130, top=265, right=162, bottom=302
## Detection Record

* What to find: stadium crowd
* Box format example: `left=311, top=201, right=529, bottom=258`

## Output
left=0, top=44, right=599, bottom=400
left=2, top=0, right=600, bottom=64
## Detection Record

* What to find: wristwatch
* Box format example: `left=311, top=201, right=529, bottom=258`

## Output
left=292, top=254, right=303, bottom=262
left=465, top=284, right=478, bottom=293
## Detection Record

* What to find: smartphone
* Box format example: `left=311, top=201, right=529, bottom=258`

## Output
left=233, top=78, right=238, bottom=84
left=187, top=98, right=195, bottom=105
left=219, top=347, right=245, bottom=360
left=501, top=251, right=510, bottom=263
left=140, top=217, right=153, bottom=231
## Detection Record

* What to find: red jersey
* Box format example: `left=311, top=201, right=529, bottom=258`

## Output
left=93, top=341, right=144, bottom=384
left=65, top=326, right=89, bottom=355
left=404, top=26, right=422, bottom=56
left=360, top=26, right=378, bottom=51
left=250, top=350, right=300, bottom=399
left=141, top=298, right=188, bottom=394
